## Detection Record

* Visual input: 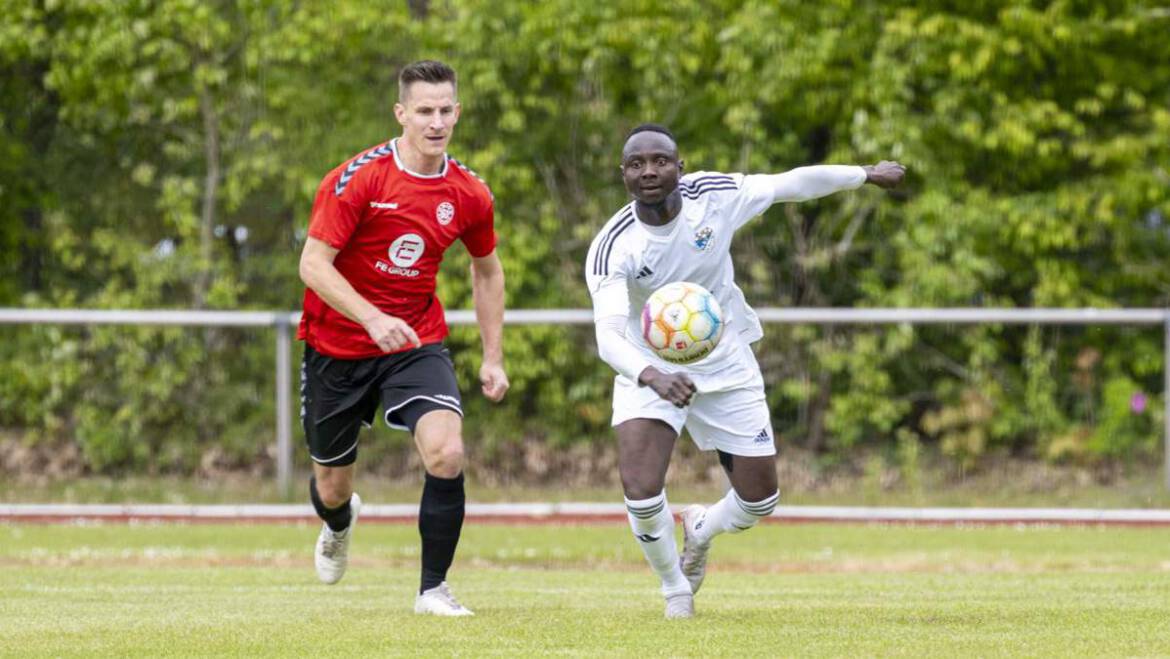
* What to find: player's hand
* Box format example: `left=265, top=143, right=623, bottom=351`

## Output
left=639, top=368, right=696, bottom=408
left=480, top=361, right=509, bottom=402
left=862, top=160, right=906, bottom=188
left=361, top=312, right=420, bottom=353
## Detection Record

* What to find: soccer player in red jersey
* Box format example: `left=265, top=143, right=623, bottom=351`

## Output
left=297, top=60, right=507, bottom=616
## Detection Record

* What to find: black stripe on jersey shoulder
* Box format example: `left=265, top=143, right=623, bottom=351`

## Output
left=680, top=173, right=738, bottom=200
left=334, top=142, right=394, bottom=197
left=600, top=214, right=635, bottom=276
left=448, top=156, right=494, bottom=200
left=593, top=207, right=636, bottom=276
left=593, top=208, right=635, bottom=276
left=681, top=183, right=739, bottom=200
left=680, top=173, right=735, bottom=189
left=592, top=206, right=633, bottom=269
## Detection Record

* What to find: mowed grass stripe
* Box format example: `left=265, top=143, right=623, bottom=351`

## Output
left=2, top=523, right=1170, bottom=656
left=4, top=523, right=1170, bottom=570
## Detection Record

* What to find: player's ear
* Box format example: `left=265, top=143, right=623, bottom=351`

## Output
left=393, top=102, right=407, bottom=126
left=678, top=159, right=685, bottom=173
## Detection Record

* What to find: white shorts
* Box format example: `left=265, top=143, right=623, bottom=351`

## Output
left=610, top=367, right=776, bottom=458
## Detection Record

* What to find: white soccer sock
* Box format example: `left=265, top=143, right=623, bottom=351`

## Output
left=693, top=489, right=779, bottom=545
left=625, top=491, right=691, bottom=598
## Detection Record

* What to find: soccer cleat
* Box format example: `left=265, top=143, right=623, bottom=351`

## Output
left=314, top=492, right=361, bottom=585
left=679, top=504, right=710, bottom=594
left=414, top=581, right=475, bottom=617
left=664, top=592, right=695, bottom=619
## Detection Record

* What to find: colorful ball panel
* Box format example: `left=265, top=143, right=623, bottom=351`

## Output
left=688, top=310, right=715, bottom=342
left=639, top=281, right=725, bottom=365
left=660, top=302, right=690, bottom=331
left=644, top=320, right=670, bottom=350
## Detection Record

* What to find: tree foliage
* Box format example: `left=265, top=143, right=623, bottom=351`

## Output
left=1, top=0, right=1167, bottom=474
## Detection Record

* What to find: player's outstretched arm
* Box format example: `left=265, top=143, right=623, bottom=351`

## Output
left=767, top=160, right=905, bottom=203
left=299, top=237, right=420, bottom=352
left=471, top=250, right=508, bottom=402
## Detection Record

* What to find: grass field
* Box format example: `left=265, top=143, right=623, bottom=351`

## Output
left=3, top=521, right=1170, bottom=656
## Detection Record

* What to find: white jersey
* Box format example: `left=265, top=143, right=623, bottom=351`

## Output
left=585, top=171, right=776, bottom=389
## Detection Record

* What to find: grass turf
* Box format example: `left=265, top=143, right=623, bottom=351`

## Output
left=2, top=522, right=1170, bottom=656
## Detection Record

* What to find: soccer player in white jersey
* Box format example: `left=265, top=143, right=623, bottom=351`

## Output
left=585, top=124, right=904, bottom=619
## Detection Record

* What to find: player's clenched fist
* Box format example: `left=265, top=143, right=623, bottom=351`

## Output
left=362, top=313, right=421, bottom=353
left=479, top=362, right=509, bottom=402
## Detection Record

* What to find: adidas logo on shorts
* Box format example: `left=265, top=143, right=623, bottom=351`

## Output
left=753, top=428, right=771, bottom=444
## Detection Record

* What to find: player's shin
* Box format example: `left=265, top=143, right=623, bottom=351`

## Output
left=624, top=491, right=690, bottom=597
left=419, top=471, right=466, bottom=593
left=310, top=476, right=353, bottom=532
left=693, top=489, right=779, bottom=544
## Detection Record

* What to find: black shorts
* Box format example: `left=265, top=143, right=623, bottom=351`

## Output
left=300, top=342, right=463, bottom=466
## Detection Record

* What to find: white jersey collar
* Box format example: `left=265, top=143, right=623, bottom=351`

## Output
left=634, top=199, right=685, bottom=240
left=390, top=138, right=448, bottom=178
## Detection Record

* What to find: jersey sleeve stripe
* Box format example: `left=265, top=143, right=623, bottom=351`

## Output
left=592, top=210, right=632, bottom=275
left=593, top=209, right=635, bottom=276
left=591, top=208, right=629, bottom=275
left=681, top=183, right=739, bottom=200
left=681, top=177, right=737, bottom=191
left=334, top=142, right=393, bottom=196
left=682, top=181, right=739, bottom=194
left=598, top=214, right=635, bottom=276
left=449, top=156, right=495, bottom=200
left=680, top=174, right=735, bottom=189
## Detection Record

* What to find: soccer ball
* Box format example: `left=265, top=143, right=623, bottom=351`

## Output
left=641, top=281, right=724, bottom=364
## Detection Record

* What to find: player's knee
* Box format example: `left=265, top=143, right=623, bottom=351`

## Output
left=621, top=477, right=665, bottom=502
left=424, top=442, right=464, bottom=478
left=315, top=477, right=352, bottom=509
left=618, top=463, right=667, bottom=500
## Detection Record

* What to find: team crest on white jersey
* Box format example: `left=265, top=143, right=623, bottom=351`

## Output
left=436, top=201, right=455, bottom=226
left=693, top=226, right=714, bottom=251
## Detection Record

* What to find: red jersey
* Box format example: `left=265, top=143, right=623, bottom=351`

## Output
left=299, top=139, right=497, bottom=359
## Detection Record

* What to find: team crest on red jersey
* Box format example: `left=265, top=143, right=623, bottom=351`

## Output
left=436, top=201, right=455, bottom=226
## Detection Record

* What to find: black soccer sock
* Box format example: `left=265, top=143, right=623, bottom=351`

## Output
left=418, top=471, right=466, bottom=593
left=309, top=476, right=352, bottom=533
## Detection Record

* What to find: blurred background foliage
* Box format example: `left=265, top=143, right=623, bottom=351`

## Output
left=0, top=0, right=1167, bottom=475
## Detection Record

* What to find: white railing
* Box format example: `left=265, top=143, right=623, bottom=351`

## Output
left=2, top=307, right=1168, bottom=494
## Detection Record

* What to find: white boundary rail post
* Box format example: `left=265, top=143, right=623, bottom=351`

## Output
left=275, top=316, right=293, bottom=498
left=1165, top=312, right=1170, bottom=491
left=2, top=307, right=1168, bottom=492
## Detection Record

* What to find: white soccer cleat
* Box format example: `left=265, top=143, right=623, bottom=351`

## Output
left=679, top=504, right=711, bottom=594
left=664, top=592, right=695, bottom=619
left=414, top=582, right=475, bottom=617
left=314, top=492, right=361, bottom=585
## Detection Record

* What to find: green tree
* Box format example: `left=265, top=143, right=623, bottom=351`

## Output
left=1, top=0, right=1167, bottom=476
